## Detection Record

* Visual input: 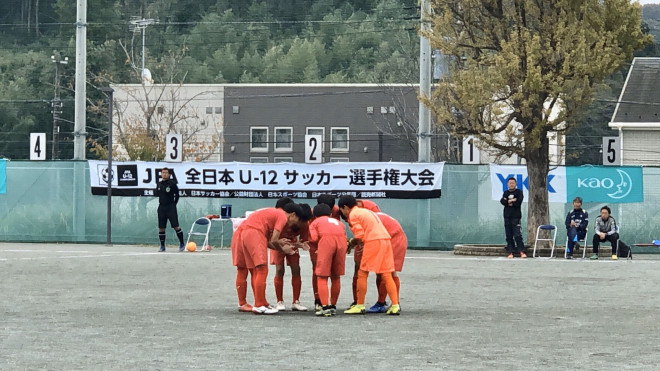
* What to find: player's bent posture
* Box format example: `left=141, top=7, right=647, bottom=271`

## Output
left=338, top=195, right=400, bottom=315
left=366, top=212, right=407, bottom=313
left=240, top=203, right=309, bottom=314
left=270, top=198, right=308, bottom=312
left=231, top=221, right=255, bottom=312
left=307, top=204, right=347, bottom=317
left=156, top=167, right=185, bottom=252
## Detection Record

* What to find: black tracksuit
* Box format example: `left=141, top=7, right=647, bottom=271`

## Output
left=500, top=188, right=525, bottom=254
left=156, top=178, right=180, bottom=228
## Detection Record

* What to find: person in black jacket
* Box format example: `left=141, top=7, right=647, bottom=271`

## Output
left=500, top=177, right=526, bottom=258
left=565, top=197, right=588, bottom=259
left=156, top=167, right=185, bottom=252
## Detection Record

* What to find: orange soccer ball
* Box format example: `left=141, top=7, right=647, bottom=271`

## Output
left=186, top=242, right=197, bottom=252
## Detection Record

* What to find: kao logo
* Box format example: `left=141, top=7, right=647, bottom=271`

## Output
left=577, top=169, right=632, bottom=200
left=496, top=173, right=557, bottom=193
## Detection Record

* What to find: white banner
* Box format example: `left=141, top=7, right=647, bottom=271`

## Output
left=89, top=161, right=444, bottom=199
left=490, top=165, right=567, bottom=203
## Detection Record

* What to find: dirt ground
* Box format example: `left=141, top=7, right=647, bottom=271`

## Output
left=1, top=243, right=659, bottom=370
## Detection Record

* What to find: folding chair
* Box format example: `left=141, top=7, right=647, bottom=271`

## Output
left=185, top=217, right=211, bottom=251
left=532, top=224, right=557, bottom=258
left=564, top=235, right=589, bottom=259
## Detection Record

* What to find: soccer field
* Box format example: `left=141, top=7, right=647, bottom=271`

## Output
left=1, top=243, right=659, bottom=370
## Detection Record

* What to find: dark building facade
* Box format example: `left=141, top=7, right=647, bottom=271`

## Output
left=222, top=84, right=423, bottom=163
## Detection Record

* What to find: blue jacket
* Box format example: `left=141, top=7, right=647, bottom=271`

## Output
left=565, top=208, right=588, bottom=232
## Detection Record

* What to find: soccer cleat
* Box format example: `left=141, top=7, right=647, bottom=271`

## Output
left=520, top=252, right=527, bottom=259
left=590, top=254, right=599, bottom=260
left=366, top=302, right=388, bottom=313
left=328, top=305, right=337, bottom=315
left=314, top=298, right=323, bottom=311
left=274, top=301, right=286, bottom=311
left=159, top=245, right=166, bottom=252
left=386, top=304, right=401, bottom=315
left=252, top=305, right=278, bottom=315
left=612, top=255, right=618, bottom=260
left=179, top=243, right=185, bottom=252
left=291, top=300, right=308, bottom=311
left=507, top=253, right=514, bottom=259
left=344, top=304, right=366, bottom=314
left=238, top=304, right=253, bottom=312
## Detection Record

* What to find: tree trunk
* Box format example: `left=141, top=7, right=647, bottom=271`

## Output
left=525, top=132, right=550, bottom=247
left=35, top=0, right=39, bottom=36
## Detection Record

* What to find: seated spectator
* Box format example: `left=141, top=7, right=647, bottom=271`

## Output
left=590, top=205, right=629, bottom=260
left=565, top=197, right=588, bottom=259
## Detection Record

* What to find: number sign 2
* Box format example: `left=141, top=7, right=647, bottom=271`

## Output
left=305, top=134, right=322, bottom=164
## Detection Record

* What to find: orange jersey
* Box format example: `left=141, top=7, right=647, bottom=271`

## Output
left=357, top=199, right=380, bottom=212
left=330, top=205, right=342, bottom=220
left=240, top=208, right=288, bottom=237
left=308, top=216, right=346, bottom=243
left=347, top=206, right=390, bottom=242
left=376, top=212, right=404, bottom=241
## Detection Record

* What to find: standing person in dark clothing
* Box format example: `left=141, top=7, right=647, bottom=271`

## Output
left=565, top=197, right=588, bottom=259
left=500, top=177, right=526, bottom=259
left=156, top=167, right=185, bottom=252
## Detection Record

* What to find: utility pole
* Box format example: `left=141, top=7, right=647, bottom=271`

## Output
left=129, top=17, right=157, bottom=84
left=100, top=87, right=114, bottom=246
left=73, top=0, right=87, bottom=160
left=418, top=0, right=432, bottom=163
left=51, top=55, right=68, bottom=160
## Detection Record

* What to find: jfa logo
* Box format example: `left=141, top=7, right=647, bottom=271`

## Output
left=496, top=173, right=557, bottom=193
left=577, top=169, right=632, bottom=200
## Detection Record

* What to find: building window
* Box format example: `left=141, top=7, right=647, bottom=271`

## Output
left=250, top=127, right=268, bottom=152
left=206, top=107, right=213, bottom=114
left=330, top=157, right=349, bottom=162
left=306, top=127, right=325, bottom=152
left=274, top=157, right=293, bottom=163
left=274, top=127, right=293, bottom=152
left=330, top=127, right=349, bottom=153
left=250, top=157, right=269, bottom=163
left=215, top=107, right=222, bottom=114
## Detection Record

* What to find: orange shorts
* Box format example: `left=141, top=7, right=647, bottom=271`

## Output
left=314, top=236, right=347, bottom=277
left=241, top=228, right=268, bottom=269
left=391, top=233, right=408, bottom=272
left=269, top=249, right=300, bottom=266
left=231, top=228, right=245, bottom=268
left=359, top=239, right=395, bottom=274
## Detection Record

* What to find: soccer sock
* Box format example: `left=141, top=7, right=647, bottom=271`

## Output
left=249, top=268, right=256, bottom=295
left=274, top=276, right=284, bottom=302
left=158, top=232, right=166, bottom=246
left=254, top=266, right=269, bottom=307
left=292, top=275, right=302, bottom=303
left=393, top=275, right=400, bottom=296
left=311, top=272, right=319, bottom=300
left=317, top=277, right=329, bottom=306
left=176, top=229, right=184, bottom=244
left=330, top=277, right=341, bottom=306
left=236, top=268, right=249, bottom=306
left=377, top=274, right=387, bottom=304
left=356, top=269, right=368, bottom=305
left=352, top=271, right=359, bottom=303
left=381, top=272, right=398, bottom=306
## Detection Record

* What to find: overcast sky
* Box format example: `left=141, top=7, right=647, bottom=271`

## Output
left=637, top=0, right=660, bottom=4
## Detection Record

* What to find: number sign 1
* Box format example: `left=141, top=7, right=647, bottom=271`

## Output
left=30, top=133, right=46, bottom=161
left=462, top=136, right=480, bottom=164
left=165, top=134, right=183, bottom=162
left=305, top=134, right=322, bottom=163
left=602, top=136, right=621, bottom=166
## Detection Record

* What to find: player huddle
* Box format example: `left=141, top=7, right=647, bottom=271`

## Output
left=231, top=194, right=407, bottom=316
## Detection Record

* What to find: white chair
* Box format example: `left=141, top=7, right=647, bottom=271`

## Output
left=564, top=235, right=589, bottom=259
left=185, top=217, right=212, bottom=251
left=533, top=224, right=557, bottom=258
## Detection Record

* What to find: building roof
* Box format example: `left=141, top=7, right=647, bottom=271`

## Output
left=610, top=57, right=660, bottom=129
